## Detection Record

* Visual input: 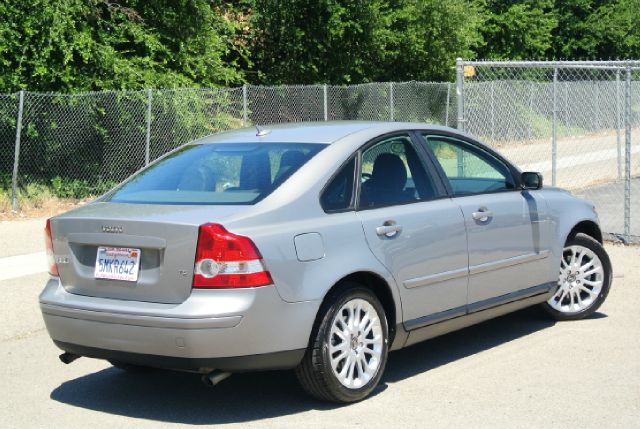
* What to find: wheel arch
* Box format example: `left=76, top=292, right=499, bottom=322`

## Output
left=567, top=220, right=603, bottom=244
left=314, top=271, right=401, bottom=348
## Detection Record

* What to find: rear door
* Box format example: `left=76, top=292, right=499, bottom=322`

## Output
left=355, top=133, right=469, bottom=328
left=419, top=133, right=552, bottom=308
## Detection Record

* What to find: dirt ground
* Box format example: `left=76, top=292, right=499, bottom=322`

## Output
left=0, top=198, right=86, bottom=221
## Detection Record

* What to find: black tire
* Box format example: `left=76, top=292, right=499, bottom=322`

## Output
left=108, top=360, right=153, bottom=373
left=295, top=284, right=389, bottom=403
left=542, top=233, right=612, bottom=321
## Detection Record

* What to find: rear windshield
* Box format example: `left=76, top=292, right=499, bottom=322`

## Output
left=106, top=143, right=327, bottom=205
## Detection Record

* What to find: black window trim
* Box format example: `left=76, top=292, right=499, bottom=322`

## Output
left=416, top=131, right=523, bottom=198
left=319, top=154, right=359, bottom=214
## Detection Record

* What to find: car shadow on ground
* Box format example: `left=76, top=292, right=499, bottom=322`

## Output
left=50, top=307, right=606, bottom=424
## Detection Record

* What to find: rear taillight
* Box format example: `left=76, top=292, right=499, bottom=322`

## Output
left=193, top=223, right=273, bottom=288
left=45, top=218, right=59, bottom=277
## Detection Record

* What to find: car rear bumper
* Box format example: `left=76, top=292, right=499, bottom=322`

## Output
left=53, top=341, right=305, bottom=372
left=39, top=278, right=319, bottom=371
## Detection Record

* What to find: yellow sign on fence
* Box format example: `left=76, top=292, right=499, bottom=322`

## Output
left=463, top=65, right=476, bottom=77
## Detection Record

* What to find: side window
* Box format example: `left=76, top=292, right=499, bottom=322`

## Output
left=321, top=157, right=355, bottom=212
left=423, top=135, right=516, bottom=196
left=359, top=135, right=437, bottom=209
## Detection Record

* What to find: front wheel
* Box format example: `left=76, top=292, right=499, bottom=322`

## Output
left=543, top=233, right=612, bottom=321
left=295, top=285, right=389, bottom=403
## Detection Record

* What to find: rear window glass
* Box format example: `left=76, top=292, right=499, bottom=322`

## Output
left=106, top=143, right=326, bottom=205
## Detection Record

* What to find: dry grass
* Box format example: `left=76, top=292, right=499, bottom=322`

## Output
left=0, top=188, right=88, bottom=220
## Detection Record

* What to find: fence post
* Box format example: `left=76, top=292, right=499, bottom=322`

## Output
left=389, top=82, right=394, bottom=121
left=616, top=70, right=622, bottom=180
left=11, top=90, right=25, bottom=212
left=624, top=66, right=632, bottom=242
left=528, top=81, right=534, bottom=140
left=490, top=81, right=495, bottom=142
left=456, top=58, right=465, bottom=132
left=323, top=84, right=328, bottom=121
left=242, top=84, right=248, bottom=126
left=145, top=89, right=152, bottom=166
left=552, top=68, right=558, bottom=187
left=445, top=83, right=451, bottom=126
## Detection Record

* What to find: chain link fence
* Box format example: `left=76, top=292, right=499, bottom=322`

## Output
left=458, top=60, right=640, bottom=242
left=0, top=63, right=638, bottom=241
left=0, top=82, right=455, bottom=207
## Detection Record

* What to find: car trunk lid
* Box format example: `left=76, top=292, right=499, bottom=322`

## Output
left=49, top=202, right=248, bottom=304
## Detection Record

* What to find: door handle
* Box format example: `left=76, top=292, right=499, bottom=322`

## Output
left=376, top=221, right=402, bottom=238
left=472, top=207, right=493, bottom=222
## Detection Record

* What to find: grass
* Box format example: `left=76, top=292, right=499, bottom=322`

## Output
left=0, top=176, right=116, bottom=219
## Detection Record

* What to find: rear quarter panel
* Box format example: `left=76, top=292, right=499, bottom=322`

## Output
left=220, top=140, right=404, bottom=326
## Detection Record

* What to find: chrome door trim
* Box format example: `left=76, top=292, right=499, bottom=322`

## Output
left=468, top=250, right=550, bottom=276
left=403, top=305, right=467, bottom=331
left=466, top=282, right=555, bottom=313
left=403, top=266, right=468, bottom=289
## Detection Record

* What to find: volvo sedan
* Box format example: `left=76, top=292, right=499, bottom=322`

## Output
left=40, top=121, right=612, bottom=403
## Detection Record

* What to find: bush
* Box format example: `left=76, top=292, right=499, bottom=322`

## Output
left=49, top=176, right=116, bottom=199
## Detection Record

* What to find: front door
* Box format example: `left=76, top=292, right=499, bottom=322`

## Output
left=355, top=133, right=469, bottom=328
left=420, top=133, right=552, bottom=309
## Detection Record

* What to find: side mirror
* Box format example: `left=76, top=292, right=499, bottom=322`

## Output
left=521, top=172, right=543, bottom=190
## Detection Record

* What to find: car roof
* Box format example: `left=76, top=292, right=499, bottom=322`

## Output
left=193, top=121, right=459, bottom=145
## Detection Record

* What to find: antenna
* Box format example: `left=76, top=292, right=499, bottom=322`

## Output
left=255, top=124, right=271, bottom=137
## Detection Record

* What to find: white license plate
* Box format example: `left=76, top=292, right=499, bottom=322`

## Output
left=94, top=247, right=141, bottom=282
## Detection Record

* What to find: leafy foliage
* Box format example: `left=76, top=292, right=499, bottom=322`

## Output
left=251, top=0, right=483, bottom=84
left=1, top=0, right=639, bottom=91
left=0, top=0, right=244, bottom=93
left=478, top=0, right=558, bottom=60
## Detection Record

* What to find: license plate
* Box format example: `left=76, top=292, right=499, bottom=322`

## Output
left=94, top=247, right=141, bottom=282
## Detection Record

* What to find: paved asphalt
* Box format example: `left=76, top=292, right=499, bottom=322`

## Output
left=0, top=219, right=638, bottom=428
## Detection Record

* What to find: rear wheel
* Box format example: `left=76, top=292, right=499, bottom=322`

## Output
left=543, top=233, right=612, bottom=321
left=295, top=285, right=389, bottom=403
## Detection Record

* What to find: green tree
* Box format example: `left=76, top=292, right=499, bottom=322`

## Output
left=588, top=0, right=640, bottom=58
left=564, top=0, right=640, bottom=59
left=0, top=0, right=244, bottom=92
left=250, top=0, right=483, bottom=84
left=477, top=0, right=558, bottom=60
left=250, top=0, right=388, bottom=84
left=552, top=0, right=602, bottom=58
left=382, top=0, right=484, bottom=81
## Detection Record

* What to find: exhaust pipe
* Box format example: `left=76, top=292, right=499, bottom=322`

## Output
left=59, top=352, right=81, bottom=364
left=201, top=370, right=232, bottom=387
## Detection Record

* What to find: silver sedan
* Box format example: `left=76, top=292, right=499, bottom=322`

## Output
left=40, top=121, right=612, bottom=402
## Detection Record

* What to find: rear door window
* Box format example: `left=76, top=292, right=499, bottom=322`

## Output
left=321, top=157, right=356, bottom=212
left=358, top=134, right=439, bottom=209
left=106, top=143, right=326, bottom=205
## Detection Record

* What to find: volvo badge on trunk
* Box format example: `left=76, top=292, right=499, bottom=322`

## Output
left=101, top=225, right=123, bottom=233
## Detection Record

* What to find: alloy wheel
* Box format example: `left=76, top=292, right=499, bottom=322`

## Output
left=328, top=298, right=384, bottom=389
left=547, top=244, right=604, bottom=313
